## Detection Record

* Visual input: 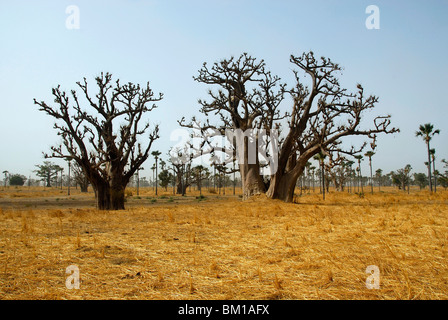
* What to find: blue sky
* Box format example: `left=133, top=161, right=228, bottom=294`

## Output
left=0, top=0, right=447, bottom=180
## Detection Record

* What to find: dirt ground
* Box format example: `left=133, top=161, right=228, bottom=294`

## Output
left=1, top=186, right=447, bottom=300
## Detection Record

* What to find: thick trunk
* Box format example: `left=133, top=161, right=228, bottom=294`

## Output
left=266, top=171, right=297, bottom=202
left=80, top=183, right=88, bottom=193
left=94, top=183, right=111, bottom=210
left=110, top=184, right=125, bottom=210
left=93, top=181, right=125, bottom=210
left=239, top=163, right=265, bottom=200
left=176, top=175, right=189, bottom=195
left=266, top=155, right=308, bottom=202
left=46, top=174, right=51, bottom=187
left=177, top=183, right=188, bottom=195
left=79, top=177, right=89, bottom=192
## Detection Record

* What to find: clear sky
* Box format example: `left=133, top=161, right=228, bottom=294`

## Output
left=0, top=0, right=447, bottom=180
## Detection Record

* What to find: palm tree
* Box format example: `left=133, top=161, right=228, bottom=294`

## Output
left=416, top=123, right=440, bottom=192
left=345, top=160, right=355, bottom=193
left=354, top=155, right=364, bottom=193
left=313, top=152, right=327, bottom=200
left=135, top=167, right=143, bottom=196
left=310, top=165, right=316, bottom=193
left=430, top=148, right=437, bottom=192
left=151, top=151, right=162, bottom=195
left=364, top=151, right=375, bottom=195
left=375, top=169, right=383, bottom=192
left=151, top=163, right=156, bottom=191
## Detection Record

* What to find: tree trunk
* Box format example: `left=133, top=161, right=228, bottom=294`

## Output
left=93, top=180, right=125, bottom=210
left=239, top=163, right=265, bottom=200
left=177, top=183, right=188, bottom=195
left=46, top=173, right=51, bottom=187
left=433, top=159, right=437, bottom=193
left=177, top=183, right=183, bottom=195
left=78, top=177, right=89, bottom=192
left=110, top=184, right=125, bottom=210
left=266, top=171, right=298, bottom=202
left=80, top=183, right=88, bottom=193
left=427, top=141, right=433, bottom=192
left=176, top=173, right=189, bottom=195
left=266, top=158, right=308, bottom=203
left=94, top=182, right=111, bottom=210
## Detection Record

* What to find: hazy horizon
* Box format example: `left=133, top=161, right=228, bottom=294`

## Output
left=1, top=0, right=447, bottom=181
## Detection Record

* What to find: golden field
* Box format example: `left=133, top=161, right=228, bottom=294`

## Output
left=0, top=186, right=447, bottom=300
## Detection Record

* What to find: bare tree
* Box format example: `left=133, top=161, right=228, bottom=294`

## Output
left=191, top=165, right=209, bottom=196
left=71, top=161, right=89, bottom=192
left=169, top=148, right=193, bottom=195
left=265, top=51, right=398, bottom=202
left=324, top=153, right=352, bottom=192
left=179, top=53, right=286, bottom=199
left=34, top=72, right=162, bottom=210
left=180, top=51, right=398, bottom=203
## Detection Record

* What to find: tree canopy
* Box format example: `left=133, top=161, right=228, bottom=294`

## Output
left=34, top=72, right=162, bottom=210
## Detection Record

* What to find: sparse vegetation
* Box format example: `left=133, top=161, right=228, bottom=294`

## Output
left=0, top=186, right=447, bottom=299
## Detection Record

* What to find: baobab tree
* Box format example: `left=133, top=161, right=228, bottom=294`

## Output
left=179, top=53, right=286, bottom=200
left=265, top=52, right=398, bottom=202
left=416, top=123, right=440, bottom=192
left=34, top=72, right=162, bottom=210
left=169, top=148, right=193, bottom=195
left=324, top=153, right=348, bottom=192
left=192, top=165, right=209, bottom=195
left=71, top=161, right=89, bottom=192
left=181, top=51, right=398, bottom=202
left=34, top=161, right=62, bottom=187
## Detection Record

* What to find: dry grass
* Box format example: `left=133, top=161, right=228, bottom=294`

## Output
left=0, top=186, right=447, bottom=300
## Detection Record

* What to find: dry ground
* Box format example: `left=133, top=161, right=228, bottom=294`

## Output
left=0, top=186, right=447, bottom=300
